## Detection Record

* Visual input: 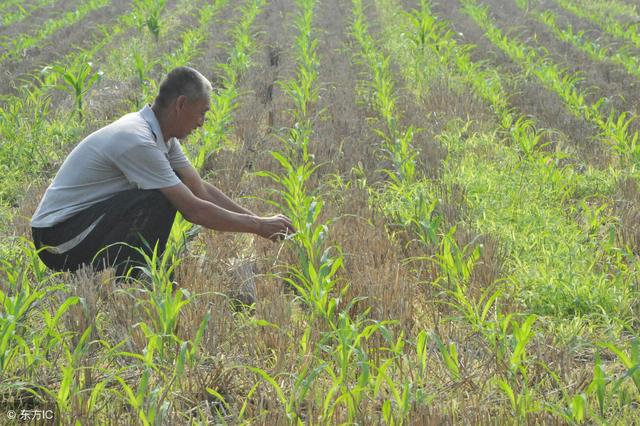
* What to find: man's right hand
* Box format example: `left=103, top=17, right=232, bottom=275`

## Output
left=257, top=214, right=295, bottom=242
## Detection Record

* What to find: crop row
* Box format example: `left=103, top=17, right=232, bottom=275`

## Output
left=207, top=0, right=358, bottom=419
left=554, top=0, right=640, bottom=49
left=350, top=0, right=443, bottom=421
left=0, top=0, right=58, bottom=27
left=516, top=0, right=640, bottom=85
left=240, top=0, right=419, bottom=421
left=0, top=0, right=111, bottom=63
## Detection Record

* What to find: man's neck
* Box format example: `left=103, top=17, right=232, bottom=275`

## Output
left=151, top=103, right=173, bottom=141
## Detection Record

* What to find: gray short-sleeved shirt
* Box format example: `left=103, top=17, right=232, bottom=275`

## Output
left=31, top=105, right=191, bottom=228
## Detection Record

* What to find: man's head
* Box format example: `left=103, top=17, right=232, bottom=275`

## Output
left=152, top=67, right=212, bottom=140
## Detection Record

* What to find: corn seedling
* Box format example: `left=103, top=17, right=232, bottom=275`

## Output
left=541, top=361, right=592, bottom=423
left=132, top=50, right=157, bottom=108
left=43, top=59, right=103, bottom=120
left=161, top=0, right=229, bottom=72
left=0, top=0, right=27, bottom=14
left=433, top=226, right=481, bottom=289
left=600, top=339, right=640, bottom=396
left=133, top=0, right=167, bottom=42
left=260, top=0, right=346, bottom=325
left=116, top=242, right=191, bottom=364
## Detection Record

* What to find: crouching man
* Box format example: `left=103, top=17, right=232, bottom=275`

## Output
left=31, top=66, right=294, bottom=278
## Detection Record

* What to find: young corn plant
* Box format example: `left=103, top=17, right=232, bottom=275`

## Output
left=253, top=2, right=406, bottom=422
left=562, top=0, right=639, bottom=20
left=227, top=0, right=265, bottom=76
left=380, top=181, right=441, bottom=249
left=240, top=304, right=393, bottom=423
left=400, top=0, right=513, bottom=120
left=600, top=339, right=640, bottom=396
left=602, top=111, right=640, bottom=167
left=113, top=336, right=191, bottom=425
left=490, top=315, right=539, bottom=422
left=432, top=226, right=481, bottom=290
left=0, top=0, right=26, bottom=14
left=195, top=0, right=264, bottom=162
left=48, top=326, right=94, bottom=418
left=117, top=242, right=191, bottom=364
left=43, top=59, right=103, bottom=120
left=403, top=0, right=456, bottom=98
left=113, top=368, right=170, bottom=425
left=133, top=0, right=167, bottom=42
left=0, top=248, right=63, bottom=373
left=109, top=243, right=211, bottom=421
left=582, top=348, right=640, bottom=420
left=0, top=89, right=56, bottom=204
left=280, top=4, right=319, bottom=123
left=542, top=361, right=591, bottom=423
left=323, top=308, right=396, bottom=423
left=510, top=116, right=547, bottom=160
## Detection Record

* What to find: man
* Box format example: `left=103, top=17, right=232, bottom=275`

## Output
left=31, top=66, right=294, bottom=278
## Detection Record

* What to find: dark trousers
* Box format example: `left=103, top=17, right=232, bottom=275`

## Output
left=32, top=189, right=177, bottom=278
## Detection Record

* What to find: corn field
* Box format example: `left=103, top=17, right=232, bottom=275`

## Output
left=1, top=0, right=639, bottom=424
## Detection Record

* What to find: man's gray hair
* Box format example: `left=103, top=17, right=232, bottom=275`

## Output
left=154, top=66, right=212, bottom=108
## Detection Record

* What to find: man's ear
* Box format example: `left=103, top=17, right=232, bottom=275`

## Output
left=175, top=95, right=188, bottom=112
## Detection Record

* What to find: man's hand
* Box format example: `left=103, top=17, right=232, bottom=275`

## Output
left=257, top=214, right=295, bottom=242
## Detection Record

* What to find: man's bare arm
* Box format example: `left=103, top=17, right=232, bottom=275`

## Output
left=174, top=165, right=253, bottom=215
left=160, top=181, right=293, bottom=241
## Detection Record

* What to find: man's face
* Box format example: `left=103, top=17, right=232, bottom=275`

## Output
left=176, top=96, right=210, bottom=139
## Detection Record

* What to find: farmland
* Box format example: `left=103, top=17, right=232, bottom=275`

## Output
left=1, top=0, right=639, bottom=423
